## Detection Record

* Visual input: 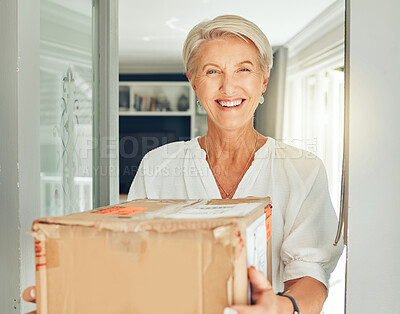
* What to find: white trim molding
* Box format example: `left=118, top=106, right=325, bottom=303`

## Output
left=284, top=0, right=345, bottom=58
left=119, top=63, right=185, bottom=74
left=93, top=0, right=120, bottom=207
left=0, top=0, right=41, bottom=312
left=286, top=41, right=344, bottom=80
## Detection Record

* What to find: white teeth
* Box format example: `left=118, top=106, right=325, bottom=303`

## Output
left=219, top=99, right=243, bottom=107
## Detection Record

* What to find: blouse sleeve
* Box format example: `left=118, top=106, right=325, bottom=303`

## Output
left=127, top=158, right=148, bottom=201
left=280, top=159, right=344, bottom=289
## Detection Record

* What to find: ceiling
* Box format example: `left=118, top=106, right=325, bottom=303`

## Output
left=119, top=0, right=338, bottom=72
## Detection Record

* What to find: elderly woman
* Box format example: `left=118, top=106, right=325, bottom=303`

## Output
left=127, top=15, right=343, bottom=314
left=24, top=14, right=342, bottom=314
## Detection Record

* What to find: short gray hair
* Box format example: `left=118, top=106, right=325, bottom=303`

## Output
left=183, top=15, right=273, bottom=77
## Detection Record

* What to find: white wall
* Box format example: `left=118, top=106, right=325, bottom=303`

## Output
left=0, top=0, right=40, bottom=313
left=0, top=1, right=21, bottom=312
left=18, top=2, right=41, bottom=313
left=346, top=0, right=400, bottom=312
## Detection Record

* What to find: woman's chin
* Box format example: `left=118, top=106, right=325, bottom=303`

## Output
left=210, top=116, right=253, bottom=131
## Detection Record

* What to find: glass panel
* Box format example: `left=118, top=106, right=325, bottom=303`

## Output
left=40, top=0, right=94, bottom=216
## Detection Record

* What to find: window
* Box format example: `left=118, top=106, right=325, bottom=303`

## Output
left=283, top=49, right=345, bottom=314
left=283, top=66, right=344, bottom=214
left=282, top=4, right=345, bottom=311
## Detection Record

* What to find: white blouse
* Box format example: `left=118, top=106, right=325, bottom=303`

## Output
left=127, top=137, right=344, bottom=292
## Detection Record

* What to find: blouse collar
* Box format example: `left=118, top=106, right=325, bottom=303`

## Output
left=190, top=136, right=274, bottom=159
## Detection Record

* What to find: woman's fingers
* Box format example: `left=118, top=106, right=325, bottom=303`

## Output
left=22, top=286, right=36, bottom=304
left=223, top=268, right=278, bottom=313
left=225, top=304, right=266, bottom=314
left=224, top=308, right=239, bottom=314
left=225, top=305, right=248, bottom=314
left=248, top=266, right=272, bottom=293
left=248, top=266, right=273, bottom=304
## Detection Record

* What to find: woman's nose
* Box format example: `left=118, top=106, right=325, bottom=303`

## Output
left=219, top=74, right=237, bottom=95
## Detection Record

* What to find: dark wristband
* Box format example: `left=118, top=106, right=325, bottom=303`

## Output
left=277, top=291, right=300, bottom=314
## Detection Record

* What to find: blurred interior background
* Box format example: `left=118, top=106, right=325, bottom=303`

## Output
left=38, top=0, right=345, bottom=313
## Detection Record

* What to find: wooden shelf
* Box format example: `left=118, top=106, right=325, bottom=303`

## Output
left=119, top=81, right=203, bottom=138
left=119, top=110, right=192, bottom=117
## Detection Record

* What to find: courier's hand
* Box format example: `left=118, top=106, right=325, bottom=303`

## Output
left=223, top=266, right=293, bottom=314
left=22, top=286, right=36, bottom=314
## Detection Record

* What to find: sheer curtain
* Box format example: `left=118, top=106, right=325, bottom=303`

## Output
left=283, top=64, right=344, bottom=214
left=282, top=3, right=345, bottom=311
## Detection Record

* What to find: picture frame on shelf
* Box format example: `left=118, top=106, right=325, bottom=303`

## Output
left=119, top=86, right=130, bottom=111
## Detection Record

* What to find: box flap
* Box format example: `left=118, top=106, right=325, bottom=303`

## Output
left=32, top=197, right=271, bottom=235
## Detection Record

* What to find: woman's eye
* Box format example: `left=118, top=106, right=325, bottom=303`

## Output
left=240, top=68, right=250, bottom=72
left=207, top=70, right=217, bottom=74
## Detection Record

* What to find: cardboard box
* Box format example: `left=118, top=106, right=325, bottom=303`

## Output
left=32, top=197, right=272, bottom=314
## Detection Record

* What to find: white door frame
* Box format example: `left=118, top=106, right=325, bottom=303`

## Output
left=93, top=0, right=120, bottom=208
left=0, top=0, right=119, bottom=312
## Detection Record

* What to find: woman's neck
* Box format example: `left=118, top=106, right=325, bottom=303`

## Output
left=199, top=120, right=266, bottom=199
left=204, top=121, right=258, bottom=161
left=205, top=123, right=258, bottom=159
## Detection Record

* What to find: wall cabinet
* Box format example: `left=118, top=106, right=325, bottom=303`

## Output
left=119, top=81, right=207, bottom=138
left=118, top=81, right=207, bottom=195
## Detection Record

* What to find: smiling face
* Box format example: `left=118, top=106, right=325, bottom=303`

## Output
left=190, top=36, right=268, bottom=131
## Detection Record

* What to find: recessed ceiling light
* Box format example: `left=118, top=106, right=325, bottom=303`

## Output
left=166, top=17, right=187, bottom=33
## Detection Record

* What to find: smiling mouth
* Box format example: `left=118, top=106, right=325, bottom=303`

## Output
left=216, top=99, right=245, bottom=108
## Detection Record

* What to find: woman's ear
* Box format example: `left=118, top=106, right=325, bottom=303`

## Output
left=262, top=76, right=269, bottom=94
left=186, top=71, right=196, bottom=91
left=262, top=67, right=269, bottom=93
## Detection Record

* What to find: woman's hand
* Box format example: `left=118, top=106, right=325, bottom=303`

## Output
left=224, top=266, right=293, bottom=314
left=22, top=286, right=36, bottom=314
